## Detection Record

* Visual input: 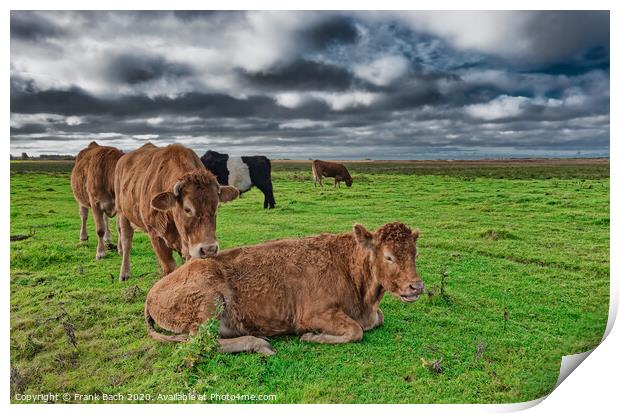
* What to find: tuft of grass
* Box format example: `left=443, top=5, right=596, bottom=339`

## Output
left=173, top=314, right=222, bottom=372
left=480, top=229, right=517, bottom=241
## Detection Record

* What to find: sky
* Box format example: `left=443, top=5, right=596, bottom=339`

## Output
left=10, top=11, right=610, bottom=159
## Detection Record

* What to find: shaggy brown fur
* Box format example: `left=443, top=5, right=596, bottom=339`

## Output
left=114, top=143, right=239, bottom=281
left=145, top=222, right=423, bottom=355
left=312, top=159, right=353, bottom=188
left=70, top=141, right=124, bottom=260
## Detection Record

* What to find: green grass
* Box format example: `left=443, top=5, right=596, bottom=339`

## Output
left=10, top=160, right=609, bottom=403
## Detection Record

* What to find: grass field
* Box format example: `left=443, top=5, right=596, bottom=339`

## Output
left=10, top=159, right=610, bottom=403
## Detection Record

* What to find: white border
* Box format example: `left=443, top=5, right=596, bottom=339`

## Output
left=3, top=2, right=617, bottom=413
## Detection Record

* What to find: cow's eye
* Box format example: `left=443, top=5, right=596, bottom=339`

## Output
left=184, top=208, right=192, bottom=215
left=384, top=255, right=395, bottom=263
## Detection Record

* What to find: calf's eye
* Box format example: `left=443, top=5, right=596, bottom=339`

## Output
left=384, top=255, right=395, bottom=263
left=184, top=208, right=192, bottom=214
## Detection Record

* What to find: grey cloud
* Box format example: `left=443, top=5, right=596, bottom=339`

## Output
left=10, top=11, right=66, bottom=41
left=240, top=59, right=363, bottom=91
left=105, top=53, right=194, bottom=85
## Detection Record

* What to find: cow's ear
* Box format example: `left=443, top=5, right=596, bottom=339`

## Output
left=412, top=228, right=420, bottom=242
left=353, top=224, right=374, bottom=250
left=218, top=186, right=239, bottom=203
left=151, top=192, right=176, bottom=211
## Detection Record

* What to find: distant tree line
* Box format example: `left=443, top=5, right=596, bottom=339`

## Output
left=10, top=153, right=75, bottom=160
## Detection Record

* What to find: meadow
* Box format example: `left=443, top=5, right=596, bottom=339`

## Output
left=10, top=159, right=610, bottom=403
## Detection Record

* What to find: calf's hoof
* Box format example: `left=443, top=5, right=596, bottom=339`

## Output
left=119, top=273, right=130, bottom=282
left=300, top=332, right=318, bottom=342
left=96, top=251, right=107, bottom=260
left=253, top=338, right=276, bottom=355
left=80, top=236, right=88, bottom=241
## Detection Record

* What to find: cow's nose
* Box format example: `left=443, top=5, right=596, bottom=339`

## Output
left=410, top=281, right=425, bottom=293
left=198, top=243, right=219, bottom=258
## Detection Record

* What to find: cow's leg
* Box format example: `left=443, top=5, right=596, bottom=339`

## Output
left=79, top=206, right=89, bottom=241
left=118, top=215, right=134, bottom=281
left=300, top=310, right=363, bottom=344
left=116, top=219, right=122, bottom=256
left=218, top=336, right=276, bottom=355
left=103, top=215, right=112, bottom=244
left=90, top=200, right=107, bottom=260
left=150, top=236, right=177, bottom=276
left=255, top=180, right=275, bottom=209
left=334, top=178, right=338, bottom=188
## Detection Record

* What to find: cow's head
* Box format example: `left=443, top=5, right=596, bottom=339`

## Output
left=150, top=169, right=239, bottom=259
left=353, top=222, right=423, bottom=302
left=345, top=175, right=353, bottom=187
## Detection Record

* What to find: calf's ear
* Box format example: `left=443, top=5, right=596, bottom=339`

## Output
left=151, top=192, right=176, bottom=211
left=412, top=228, right=420, bottom=242
left=219, top=185, right=240, bottom=203
left=353, top=224, right=374, bottom=250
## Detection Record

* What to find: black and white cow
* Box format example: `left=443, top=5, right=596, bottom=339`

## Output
left=200, top=150, right=276, bottom=209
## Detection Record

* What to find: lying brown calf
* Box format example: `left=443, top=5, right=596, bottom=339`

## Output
left=145, top=222, right=423, bottom=355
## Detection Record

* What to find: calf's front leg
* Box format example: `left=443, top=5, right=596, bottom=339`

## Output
left=300, top=310, right=363, bottom=344
left=218, top=336, right=276, bottom=355
left=363, top=309, right=384, bottom=331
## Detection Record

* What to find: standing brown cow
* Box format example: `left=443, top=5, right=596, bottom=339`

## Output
left=312, top=159, right=353, bottom=188
left=144, top=222, right=423, bottom=355
left=114, top=143, right=239, bottom=281
left=70, top=141, right=124, bottom=260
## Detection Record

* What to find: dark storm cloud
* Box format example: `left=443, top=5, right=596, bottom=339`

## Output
left=10, top=11, right=66, bottom=41
left=301, top=15, right=360, bottom=49
left=519, top=11, right=609, bottom=65
left=11, top=85, right=278, bottom=118
left=240, top=59, right=362, bottom=91
left=105, top=53, right=194, bottom=85
left=9, top=11, right=610, bottom=158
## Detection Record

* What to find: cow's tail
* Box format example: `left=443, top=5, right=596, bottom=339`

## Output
left=144, top=302, right=189, bottom=343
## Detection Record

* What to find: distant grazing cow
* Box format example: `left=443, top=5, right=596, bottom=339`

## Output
left=312, top=159, right=352, bottom=188
left=71, top=141, right=124, bottom=260
left=200, top=150, right=275, bottom=209
left=114, top=143, right=239, bottom=281
left=144, top=222, right=423, bottom=355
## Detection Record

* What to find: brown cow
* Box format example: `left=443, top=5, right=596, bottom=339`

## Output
left=114, top=143, right=239, bottom=281
left=312, top=159, right=353, bottom=188
left=70, top=141, right=124, bottom=260
left=144, top=222, right=423, bottom=355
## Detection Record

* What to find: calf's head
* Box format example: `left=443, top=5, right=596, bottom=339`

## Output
left=150, top=169, right=239, bottom=259
left=354, top=222, right=423, bottom=302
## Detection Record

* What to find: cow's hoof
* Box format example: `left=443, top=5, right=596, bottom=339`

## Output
left=119, top=273, right=130, bottom=282
left=96, top=252, right=106, bottom=260
left=253, top=338, right=276, bottom=355
left=80, top=236, right=88, bottom=241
